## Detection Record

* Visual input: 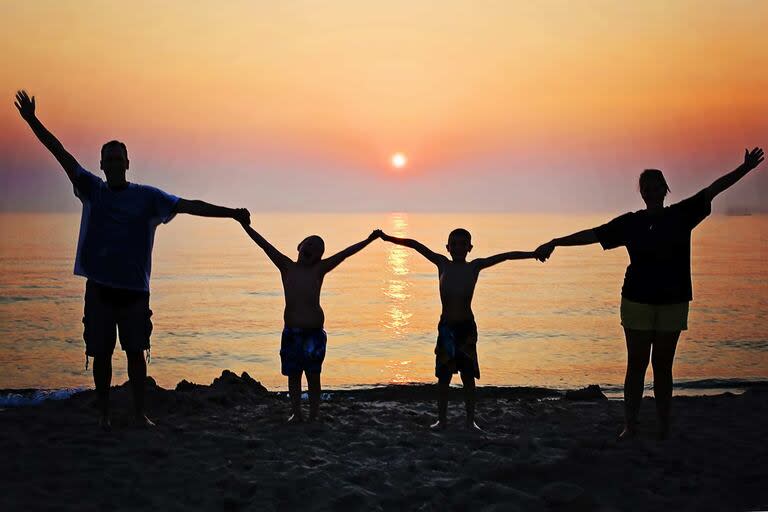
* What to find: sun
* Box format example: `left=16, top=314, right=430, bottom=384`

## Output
left=391, top=153, right=407, bottom=169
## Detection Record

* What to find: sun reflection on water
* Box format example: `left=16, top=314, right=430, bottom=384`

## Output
left=386, top=360, right=413, bottom=384
left=383, top=213, right=413, bottom=337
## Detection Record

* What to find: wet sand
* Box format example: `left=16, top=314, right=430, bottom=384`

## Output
left=1, top=371, right=766, bottom=511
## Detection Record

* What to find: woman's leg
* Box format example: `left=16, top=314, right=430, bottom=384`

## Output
left=651, top=330, right=681, bottom=439
left=622, top=328, right=653, bottom=437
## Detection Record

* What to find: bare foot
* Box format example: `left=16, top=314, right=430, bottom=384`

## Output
left=466, top=421, right=484, bottom=433
left=135, top=415, right=156, bottom=428
left=617, top=424, right=637, bottom=441
left=430, top=419, right=447, bottom=431
left=287, top=413, right=304, bottom=424
left=98, top=415, right=112, bottom=432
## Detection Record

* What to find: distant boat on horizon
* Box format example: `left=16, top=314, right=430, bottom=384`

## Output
left=725, top=207, right=753, bottom=216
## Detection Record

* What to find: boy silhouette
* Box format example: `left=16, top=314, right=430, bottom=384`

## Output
left=240, top=223, right=381, bottom=422
left=381, top=228, right=548, bottom=430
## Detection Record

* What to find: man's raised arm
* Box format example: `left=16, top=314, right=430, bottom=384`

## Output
left=380, top=232, right=448, bottom=266
left=15, top=90, right=81, bottom=180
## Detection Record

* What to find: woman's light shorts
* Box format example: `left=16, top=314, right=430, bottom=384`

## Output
left=620, top=298, right=689, bottom=332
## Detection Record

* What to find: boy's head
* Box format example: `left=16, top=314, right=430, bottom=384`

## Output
left=297, top=235, right=325, bottom=264
left=638, top=168, right=669, bottom=205
left=446, top=228, right=472, bottom=260
left=100, top=140, right=129, bottom=179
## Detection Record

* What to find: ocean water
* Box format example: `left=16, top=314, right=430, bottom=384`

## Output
left=0, top=212, right=766, bottom=393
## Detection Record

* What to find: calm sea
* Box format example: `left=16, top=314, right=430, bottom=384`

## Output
left=0, top=212, right=766, bottom=394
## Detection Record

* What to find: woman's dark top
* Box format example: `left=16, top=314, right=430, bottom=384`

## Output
left=594, top=191, right=711, bottom=304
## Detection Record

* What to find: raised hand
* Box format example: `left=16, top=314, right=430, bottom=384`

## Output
left=744, top=147, right=764, bottom=171
left=534, top=242, right=555, bottom=262
left=14, top=90, right=36, bottom=121
left=369, top=229, right=383, bottom=241
left=233, top=208, right=251, bottom=226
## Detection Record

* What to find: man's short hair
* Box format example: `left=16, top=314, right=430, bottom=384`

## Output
left=101, top=140, right=128, bottom=159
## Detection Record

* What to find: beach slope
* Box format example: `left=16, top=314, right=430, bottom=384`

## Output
left=1, top=371, right=766, bottom=511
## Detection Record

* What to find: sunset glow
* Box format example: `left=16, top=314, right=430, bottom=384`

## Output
left=391, top=153, right=407, bottom=169
left=1, top=1, right=766, bottom=212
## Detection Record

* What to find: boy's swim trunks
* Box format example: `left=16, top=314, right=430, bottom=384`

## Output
left=280, top=327, right=327, bottom=376
left=435, top=318, right=480, bottom=379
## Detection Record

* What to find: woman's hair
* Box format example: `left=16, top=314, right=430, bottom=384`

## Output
left=639, top=169, right=670, bottom=195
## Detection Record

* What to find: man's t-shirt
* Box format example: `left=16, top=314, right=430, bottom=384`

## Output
left=71, top=166, right=179, bottom=292
left=593, top=191, right=711, bottom=304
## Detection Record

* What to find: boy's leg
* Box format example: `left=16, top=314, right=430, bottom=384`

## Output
left=651, top=331, right=680, bottom=439
left=622, top=328, right=653, bottom=438
left=287, top=373, right=303, bottom=422
left=459, top=371, right=480, bottom=430
left=431, top=374, right=452, bottom=430
left=307, top=372, right=321, bottom=421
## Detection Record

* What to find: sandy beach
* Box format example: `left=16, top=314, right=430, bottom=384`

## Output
left=0, top=371, right=766, bottom=512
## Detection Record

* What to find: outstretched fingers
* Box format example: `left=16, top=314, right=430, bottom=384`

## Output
left=745, top=147, right=764, bottom=169
left=754, top=147, right=764, bottom=164
left=14, top=90, right=35, bottom=118
left=14, top=90, right=24, bottom=111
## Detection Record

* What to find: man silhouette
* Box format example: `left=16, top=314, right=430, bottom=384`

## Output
left=15, top=90, right=250, bottom=429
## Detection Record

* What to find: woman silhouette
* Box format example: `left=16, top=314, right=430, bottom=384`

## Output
left=537, top=148, right=764, bottom=439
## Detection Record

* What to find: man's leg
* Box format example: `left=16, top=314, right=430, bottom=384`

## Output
left=92, top=355, right=112, bottom=429
left=287, top=373, right=303, bottom=423
left=651, top=330, right=681, bottom=439
left=116, top=290, right=153, bottom=426
left=459, top=371, right=480, bottom=431
left=126, top=350, right=153, bottom=426
left=307, top=372, right=321, bottom=421
left=622, top=328, right=653, bottom=438
left=83, top=280, right=117, bottom=430
left=431, top=374, right=452, bottom=430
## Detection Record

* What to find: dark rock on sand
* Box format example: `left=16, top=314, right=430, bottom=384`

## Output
left=565, top=384, right=607, bottom=401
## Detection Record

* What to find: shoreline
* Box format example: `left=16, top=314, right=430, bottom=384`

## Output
left=2, top=375, right=767, bottom=408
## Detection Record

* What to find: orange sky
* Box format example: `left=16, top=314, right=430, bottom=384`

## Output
left=1, top=0, right=767, bottom=211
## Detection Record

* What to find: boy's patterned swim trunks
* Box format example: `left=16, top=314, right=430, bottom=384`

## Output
left=435, top=318, right=480, bottom=379
left=280, top=327, right=327, bottom=376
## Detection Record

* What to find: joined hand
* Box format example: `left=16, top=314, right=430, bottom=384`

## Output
left=234, top=208, right=251, bottom=226
left=534, top=242, right=555, bottom=262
